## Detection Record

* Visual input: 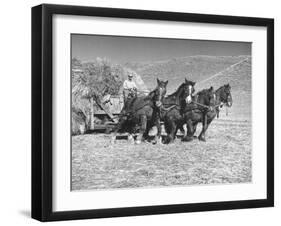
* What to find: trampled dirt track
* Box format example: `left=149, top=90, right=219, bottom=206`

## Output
left=72, top=119, right=251, bottom=191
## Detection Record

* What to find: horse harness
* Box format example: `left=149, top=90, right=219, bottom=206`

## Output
left=158, top=94, right=214, bottom=117
left=120, top=97, right=161, bottom=120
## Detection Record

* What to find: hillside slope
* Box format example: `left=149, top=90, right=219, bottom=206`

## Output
left=124, top=55, right=249, bottom=93
left=195, top=57, right=251, bottom=91
left=196, top=57, right=252, bottom=120
left=124, top=55, right=251, bottom=120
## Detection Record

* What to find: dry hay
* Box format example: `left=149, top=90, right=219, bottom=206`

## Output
left=71, top=57, right=148, bottom=134
left=71, top=119, right=251, bottom=190
left=72, top=111, right=86, bottom=135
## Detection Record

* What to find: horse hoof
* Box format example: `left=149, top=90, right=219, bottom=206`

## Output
left=152, top=137, right=162, bottom=145
left=130, top=140, right=135, bottom=145
left=167, top=139, right=174, bottom=144
left=164, top=138, right=174, bottom=144
left=111, top=138, right=116, bottom=144
left=157, top=138, right=163, bottom=145
left=128, top=135, right=135, bottom=144
left=135, top=140, right=141, bottom=145
left=199, top=137, right=206, bottom=142
left=182, top=136, right=193, bottom=142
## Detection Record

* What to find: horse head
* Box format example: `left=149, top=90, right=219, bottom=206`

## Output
left=150, top=78, right=168, bottom=108
left=183, top=78, right=196, bottom=104
left=217, top=84, right=232, bottom=107
left=207, top=86, right=216, bottom=106
left=198, top=86, right=216, bottom=106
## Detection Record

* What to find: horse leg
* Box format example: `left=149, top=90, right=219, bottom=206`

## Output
left=192, top=122, right=198, bottom=137
left=163, top=121, right=170, bottom=144
left=200, top=113, right=216, bottom=141
left=198, top=113, right=208, bottom=142
left=111, top=116, right=125, bottom=144
left=136, top=115, right=147, bottom=144
left=173, top=125, right=179, bottom=140
left=180, top=124, right=186, bottom=137
left=142, top=127, right=149, bottom=141
left=170, top=112, right=183, bottom=142
left=152, top=117, right=162, bottom=144
left=126, top=122, right=135, bottom=144
left=166, top=118, right=177, bottom=144
left=182, top=119, right=194, bottom=142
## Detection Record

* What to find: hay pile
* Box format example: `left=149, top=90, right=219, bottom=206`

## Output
left=72, top=57, right=147, bottom=135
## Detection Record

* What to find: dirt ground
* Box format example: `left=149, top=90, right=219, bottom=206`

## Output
left=71, top=118, right=251, bottom=191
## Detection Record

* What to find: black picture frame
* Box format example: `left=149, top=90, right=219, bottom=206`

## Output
left=32, top=3, right=274, bottom=222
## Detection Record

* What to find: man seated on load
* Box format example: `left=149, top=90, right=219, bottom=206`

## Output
left=123, top=73, right=138, bottom=103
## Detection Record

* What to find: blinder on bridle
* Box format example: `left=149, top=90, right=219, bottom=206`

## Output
left=205, top=86, right=216, bottom=108
left=155, top=87, right=163, bottom=107
left=224, top=84, right=232, bottom=107
left=154, top=79, right=168, bottom=108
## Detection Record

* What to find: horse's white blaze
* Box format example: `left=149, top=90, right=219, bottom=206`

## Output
left=158, top=87, right=163, bottom=99
left=188, top=85, right=192, bottom=94
left=185, top=85, right=193, bottom=104
left=185, top=95, right=192, bottom=104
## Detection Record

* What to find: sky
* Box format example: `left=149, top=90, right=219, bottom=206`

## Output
left=72, top=34, right=251, bottom=63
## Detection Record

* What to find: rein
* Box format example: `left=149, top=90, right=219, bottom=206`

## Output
left=191, top=100, right=209, bottom=109
left=120, top=89, right=162, bottom=117
left=190, top=87, right=229, bottom=111
left=191, top=100, right=222, bottom=111
left=159, top=83, right=190, bottom=113
left=160, top=104, right=179, bottom=112
left=121, top=101, right=155, bottom=117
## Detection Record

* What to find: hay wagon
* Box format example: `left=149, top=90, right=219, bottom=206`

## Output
left=89, top=94, right=124, bottom=132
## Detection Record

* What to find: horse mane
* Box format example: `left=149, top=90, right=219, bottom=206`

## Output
left=144, top=88, right=156, bottom=100
left=162, top=82, right=188, bottom=107
left=166, top=83, right=185, bottom=98
left=197, top=88, right=211, bottom=96
left=215, top=85, right=231, bottom=104
left=215, top=86, right=224, bottom=93
left=214, top=86, right=227, bottom=101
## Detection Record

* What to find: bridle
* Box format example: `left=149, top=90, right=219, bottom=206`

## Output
left=154, top=86, right=166, bottom=108
left=191, top=91, right=219, bottom=111
left=216, top=87, right=232, bottom=107
left=160, top=83, right=194, bottom=113
left=120, top=86, right=165, bottom=117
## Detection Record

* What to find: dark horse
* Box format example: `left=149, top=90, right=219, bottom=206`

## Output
left=213, top=83, right=233, bottom=118
left=159, top=79, right=196, bottom=144
left=111, top=78, right=168, bottom=144
left=182, top=84, right=233, bottom=142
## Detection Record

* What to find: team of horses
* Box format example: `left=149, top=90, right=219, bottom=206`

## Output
left=111, top=78, right=233, bottom=144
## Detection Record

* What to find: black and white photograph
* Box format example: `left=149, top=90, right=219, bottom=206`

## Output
left=29, top=2, right=274, bottom=222
left=71, top=34, right=252, bottom=191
